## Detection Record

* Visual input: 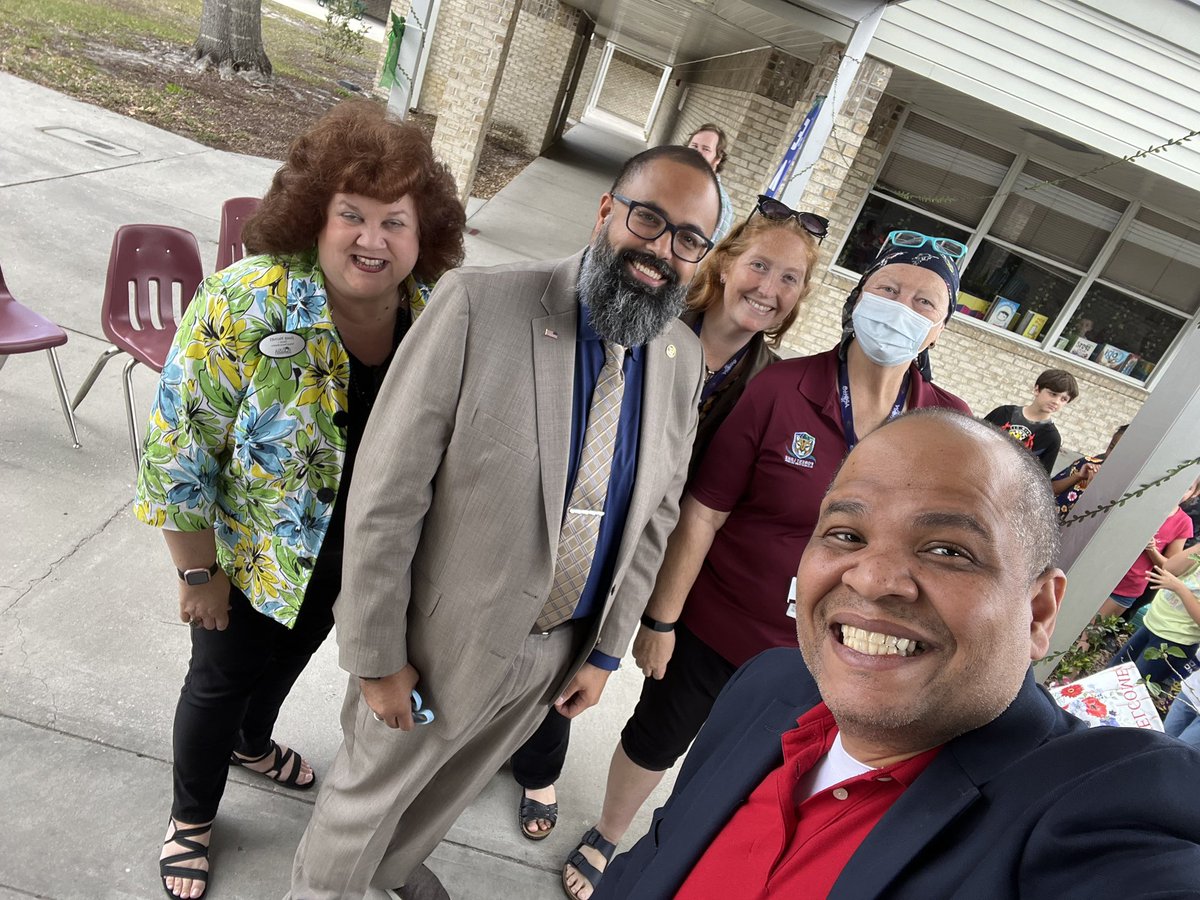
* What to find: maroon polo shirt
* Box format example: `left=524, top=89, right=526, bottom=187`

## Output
left=685, top=347, right=970, bottom=666
left=676, top=703, right=940, bottom=900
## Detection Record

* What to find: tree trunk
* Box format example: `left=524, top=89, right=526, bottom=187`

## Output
left=193, top=0, right=272, bottom=75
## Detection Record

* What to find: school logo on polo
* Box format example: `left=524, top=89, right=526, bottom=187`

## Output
left=785, top=432, right=817, bottom=469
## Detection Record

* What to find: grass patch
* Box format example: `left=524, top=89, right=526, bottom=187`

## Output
left=0, top=0, right=382, bottom=160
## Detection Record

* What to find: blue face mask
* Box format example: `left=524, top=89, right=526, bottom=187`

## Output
left=851, top=292, right=935, bottom=367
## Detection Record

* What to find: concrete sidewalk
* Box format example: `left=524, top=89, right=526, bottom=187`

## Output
left=0, top=73, right=668, bottom=899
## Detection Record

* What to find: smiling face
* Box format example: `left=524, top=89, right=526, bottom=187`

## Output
left=718, top=230, right=810, bottom=338
left=859, top=263, right=950, bottom=354
left=317, top=192, right=420, bottom=310
left=687, top=129, right=723, bottom=172
left=593, top=158, right=720, bottom=293
left=794, top=415, right=1063, bottom=762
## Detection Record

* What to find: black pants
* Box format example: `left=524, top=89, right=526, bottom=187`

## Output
left=171, top=584, right=334, bottom=822
left=510, top=623, right=737, bottom=787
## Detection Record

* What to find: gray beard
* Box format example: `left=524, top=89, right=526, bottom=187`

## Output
left=577, top=227, right=689, bottom=348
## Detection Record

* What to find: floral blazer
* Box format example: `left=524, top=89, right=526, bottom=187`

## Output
left=134, top=250, right=430, bottom=626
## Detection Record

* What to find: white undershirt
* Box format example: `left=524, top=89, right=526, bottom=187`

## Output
left=797, top=730, right=877, bottom=801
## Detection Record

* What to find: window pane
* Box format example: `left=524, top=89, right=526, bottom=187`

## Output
left=835, top=194, right=971, bottom=274
left=957, top=239, right=1078, bottom=342
left=1053, top=283, right=1186, bottom=383
left=1102, top=208, right=1200, bottom=314
left=990, top=161, right=1126, bottom=270
left=876, top=114, right=1014, bottom=227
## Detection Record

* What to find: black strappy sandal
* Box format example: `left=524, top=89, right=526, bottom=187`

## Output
left=519, top=791, right=559, bottom=841
left=562, top=826, right=617, bottom=899
left=159, top=819, right=211, bottom=899
left=229, top=739, right=316, bottom=790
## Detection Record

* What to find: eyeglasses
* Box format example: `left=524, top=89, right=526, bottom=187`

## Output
left=885, top=230, right=967, bottom=260
left=750, top=195, right=829, bottom=243
left=611, top=193, right=714, bottom=263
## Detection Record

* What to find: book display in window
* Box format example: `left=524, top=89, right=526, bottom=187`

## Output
left=985, top=297, right=1020, bottom=330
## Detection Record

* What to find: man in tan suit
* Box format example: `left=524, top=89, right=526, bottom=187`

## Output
left=290, top=146, right=722, bottom=899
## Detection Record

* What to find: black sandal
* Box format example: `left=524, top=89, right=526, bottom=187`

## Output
left=519, top=790, right=559, bottom=841
left=160, top=819, right=211, bottom=899
left=229, top=739, right=316, bottom=790
left=562, top=826, right=617, bottom=899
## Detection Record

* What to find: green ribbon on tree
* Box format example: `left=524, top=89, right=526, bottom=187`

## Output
left=380, top=12, right=406, bottom=89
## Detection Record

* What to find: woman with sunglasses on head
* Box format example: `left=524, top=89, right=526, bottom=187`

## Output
left=561, top=219, right=971, bottom=900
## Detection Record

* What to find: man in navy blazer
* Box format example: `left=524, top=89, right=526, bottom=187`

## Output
left=598, top=409, right=1200, bottom=899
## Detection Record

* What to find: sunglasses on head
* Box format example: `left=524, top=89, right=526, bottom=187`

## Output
left=750, top=195, right=829, bottom=243
left=885, top=230, right=968, bottom=260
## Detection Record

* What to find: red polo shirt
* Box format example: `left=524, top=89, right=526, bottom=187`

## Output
left=676, top=703, right=940, bottom=899
left=685, top=348, right=970, bottom=666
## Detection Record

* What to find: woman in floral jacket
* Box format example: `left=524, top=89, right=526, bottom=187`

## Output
left=140, top=100, right=464, bottom=900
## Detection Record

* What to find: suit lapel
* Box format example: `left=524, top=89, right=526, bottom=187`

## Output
left=648, top=698, right=799, bottom=887
left=831, top=672, right=1061, bottom=898
left=532, top=253, right=583, bottom=554
left=612, top=328, right=676, bottom=569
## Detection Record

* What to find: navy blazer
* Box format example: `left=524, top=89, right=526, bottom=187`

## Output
left=599, top=648, right=1200, bottom=899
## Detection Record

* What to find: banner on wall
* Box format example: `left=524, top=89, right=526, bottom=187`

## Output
left=765, top=94, right=825, bottom=198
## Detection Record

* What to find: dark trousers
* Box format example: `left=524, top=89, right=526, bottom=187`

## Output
left=1111, top=625, right=1199, bottom=691
left=171, top=584, right=334, bottom=822
left=510, top=623, right=737, bottom=788
left=511, top=707, right=572, bottom=790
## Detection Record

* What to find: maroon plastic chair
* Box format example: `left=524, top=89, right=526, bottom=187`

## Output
left=0, top=262, right=80, bottom=448
left=72, top=225, right=203, bottom=470
left=215, top=196, right=261, bottom=271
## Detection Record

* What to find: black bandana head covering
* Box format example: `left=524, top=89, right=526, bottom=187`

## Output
left=838, top=244, right=962, bottom=379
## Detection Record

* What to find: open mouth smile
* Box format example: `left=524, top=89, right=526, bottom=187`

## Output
left=352, top=254, right=387, bottom=273
left=838, top=623, right=926, bottom=657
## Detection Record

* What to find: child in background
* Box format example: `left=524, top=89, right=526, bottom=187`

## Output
left=1109, top=546, right=1200, bottom=691
left=1163, top=671, right=1200, bottom=748
left=984, top=368, right=1078, bottom=475
left=1096, top=485, right=1195, bottom=619
left=1051, top=424, right=1127, bottom=521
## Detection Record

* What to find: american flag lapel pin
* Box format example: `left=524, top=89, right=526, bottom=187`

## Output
left=544, top=329, right=559, bottom=339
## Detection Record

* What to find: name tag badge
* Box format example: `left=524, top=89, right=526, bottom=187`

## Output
left=258, top=332, right=306, bottom=359
left=786, top=576, right=797, bottom=619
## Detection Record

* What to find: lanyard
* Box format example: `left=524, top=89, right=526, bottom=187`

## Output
left=693, top=314, right=753, bottom=403
left=837, top=359, right=910, bottom=452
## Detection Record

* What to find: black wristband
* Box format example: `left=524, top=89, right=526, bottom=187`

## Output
left=640, top=613, right=675, bottom=633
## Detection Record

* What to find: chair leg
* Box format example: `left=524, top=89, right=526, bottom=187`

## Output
left=121, top=356, right=142, bottom=474
left=71, top=345, right=123, bottom=411
left=45, top=348, right=82, bottom=449
left=0, top=354, right=8, bottom=373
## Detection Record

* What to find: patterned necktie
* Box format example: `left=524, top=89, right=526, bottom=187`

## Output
left=535, top=341, right=627, bottom=632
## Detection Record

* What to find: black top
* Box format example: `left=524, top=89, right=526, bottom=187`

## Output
left=305, top=306, right=412, bottom=606
left=984, top=404, right=1061, bottom=475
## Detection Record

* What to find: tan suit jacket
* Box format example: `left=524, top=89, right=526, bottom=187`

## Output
left=335, top=251, right=703, bottom=739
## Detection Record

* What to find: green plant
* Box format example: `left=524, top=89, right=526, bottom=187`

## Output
left=1141, top=643, right=1195, bottom=717
left=318, top=0, right=368, bottom=64
left=1047, top=614, right=1134, bottom=684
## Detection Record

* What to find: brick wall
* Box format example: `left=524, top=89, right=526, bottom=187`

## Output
left=659, top=49, right=810, bottom=230
left=595, top=51, right=662, bottom=126
left=775, top=82, right=1146, bottom=455
left=429, top=0, right=522, bottom=199
left=491, top=1, right=586, bottom=154
left=568, top=34, right=605, bottom=122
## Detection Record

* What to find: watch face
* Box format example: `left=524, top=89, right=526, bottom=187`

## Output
left=183, top=570, right=212, bottom=585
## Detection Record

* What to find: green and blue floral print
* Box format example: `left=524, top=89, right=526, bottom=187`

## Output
left=135, top=250, right=430, bottom=626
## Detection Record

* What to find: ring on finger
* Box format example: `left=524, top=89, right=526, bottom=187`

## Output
left=373, top=712, right=385, bottom=722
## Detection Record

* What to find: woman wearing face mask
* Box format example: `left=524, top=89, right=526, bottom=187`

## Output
left=558, top=232, right=971, bottom=900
